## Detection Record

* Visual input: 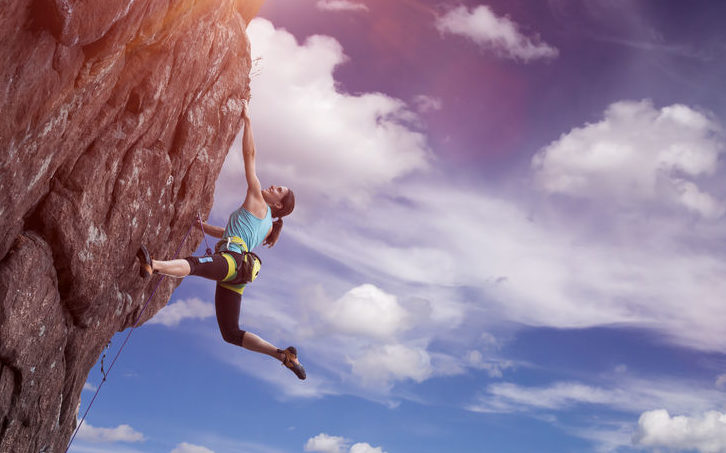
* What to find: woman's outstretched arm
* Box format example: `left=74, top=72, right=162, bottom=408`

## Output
left=240, top=103, right=266, bottom=216
left=201, top=222, right=224, bottom=238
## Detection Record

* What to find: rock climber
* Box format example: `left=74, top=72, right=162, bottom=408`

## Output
left=137, top=101, right=305, bottom=380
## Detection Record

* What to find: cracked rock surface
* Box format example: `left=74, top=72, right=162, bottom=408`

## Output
left=0, top=0, right=264, bottom=450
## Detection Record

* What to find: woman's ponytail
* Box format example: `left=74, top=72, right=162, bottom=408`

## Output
left=264, top=218, right=283, bottom=247
left=265, top=189, right=295, bottom=247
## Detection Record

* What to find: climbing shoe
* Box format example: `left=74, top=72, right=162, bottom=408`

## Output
left=278, top=346, right=306, bottom=380
left=137, top=245, right=153, bottom=278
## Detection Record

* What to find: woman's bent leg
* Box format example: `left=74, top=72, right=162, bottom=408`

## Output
left=242, top=332, right=283, bottom=360
left=214, top=285, right=245, bottom=347
left=214, top=285, right=284, bottom=360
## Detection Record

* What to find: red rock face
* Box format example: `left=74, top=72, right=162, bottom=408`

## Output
left=0, top=0, right=264, bottom=451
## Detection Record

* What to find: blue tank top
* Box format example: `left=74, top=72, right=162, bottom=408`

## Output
left=221, top=205, right=272, bottom=254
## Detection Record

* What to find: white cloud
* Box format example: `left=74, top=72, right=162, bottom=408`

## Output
left=566, top=421, right=636, bottom=453
left=148, top=297, right=214, bottom=327
left=305, top=433, right=347, bottom=453
left=212, top=18, right=429, bottom=218
left=171, top=442, right=215, bottom=453
left=304, top=434, right=386, bottom=453
left=532, top=99, right=725, bottom=218
left=321, top=284, right=409, bottom=339
left=82, top=382, right=97, bottom=392
left=472, top=381, right=614, bottom=413
left=316, top=0, right=368, bottom=13
left=435, top=5, right=558, bottom=61
left=468, top=379, right=726, bottom=416
left=465, top=350, right=513, bottom=378
left=350, top=343, right=433, bottom=388
left=349, top=443, right=385, bottom=453
left=635, top=409, right=726, bottom=453
left=76, top=421, right=144, bottom=443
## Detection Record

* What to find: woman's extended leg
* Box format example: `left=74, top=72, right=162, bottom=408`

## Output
left=214, top=285, right=284, bottom=360
left=152, top=259, right=191, bottom=278
left=152, top=254, right=228, bottom=279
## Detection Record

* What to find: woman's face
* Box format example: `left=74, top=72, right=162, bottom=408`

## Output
left=263, top=185, right=289, bottom=206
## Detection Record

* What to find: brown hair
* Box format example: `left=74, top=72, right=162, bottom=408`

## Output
left=264, top=189, right=295, bottom=247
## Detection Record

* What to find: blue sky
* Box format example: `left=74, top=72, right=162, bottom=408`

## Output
left=70, top=1, right=726, bottom=452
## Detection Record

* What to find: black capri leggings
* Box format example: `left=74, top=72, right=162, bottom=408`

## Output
left=185, top=254, right=246, bottom=347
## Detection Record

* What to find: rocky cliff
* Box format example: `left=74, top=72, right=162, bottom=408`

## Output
left=0, top=0, right=264, bottom=451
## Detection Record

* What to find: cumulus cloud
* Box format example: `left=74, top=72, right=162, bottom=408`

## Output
left=148, top=298, right=214, bottom=327
left=171, top=443, right=215, bottom=453
left=305, top=433, right=347, bottom=453
left=76, top=422, right=144, bottom=443
left=349, top=444, right=385, bottom=453
left=212, top=18, right=429, bottom=218
left=251, top=281, right=454, bottom=394
left=635, top=409, right=726, bottom=453
left=321, top=284, right=409, bottom=339
left=316, top=0, right=368, bottom=13
left=82, top=382, right=97, bottom=392
left=350, top=343, right=433, bottom=388
left=304, top=434, right=386, bottom=453
left=532, top=99, right=725, bottom=218
left=435, top=5, right=558, bottom=61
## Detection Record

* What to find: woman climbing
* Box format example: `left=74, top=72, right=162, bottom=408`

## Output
left=137, top=101, right=305, bottom=380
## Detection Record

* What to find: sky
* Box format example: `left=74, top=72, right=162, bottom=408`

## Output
left=69, top=1, right=726, bottom=452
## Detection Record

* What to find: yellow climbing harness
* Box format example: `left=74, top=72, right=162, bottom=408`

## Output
left=217, top=236, right=262, bottom=295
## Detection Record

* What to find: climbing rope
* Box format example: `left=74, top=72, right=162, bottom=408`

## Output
left=197, top=211, right=214, bottom=256
left=99, top=341, right=111, bottom=382
left=65, top=220, right=195, bottom=452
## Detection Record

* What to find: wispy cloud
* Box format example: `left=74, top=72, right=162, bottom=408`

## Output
left=316, top=0, right=368, bottom=13
left=147, top=297, right=214, bottom=327
left=469, top=378, right=726, bottom=416
left=468, top=377, right=726, bottom=451
left=548, top=0, right=710, bottom=61
left=412, top=94, right=442, bottom=114
left=171, top=442, right=215, bottom=453
left=435, top=5, right=558, bottom=61
left=469, top=381, right=618, bottom=413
